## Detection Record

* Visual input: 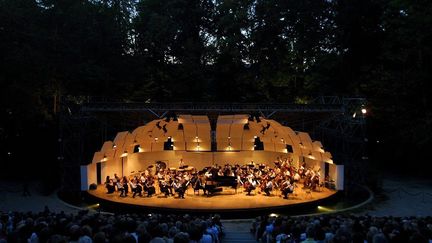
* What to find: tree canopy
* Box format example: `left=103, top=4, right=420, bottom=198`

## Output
left=1, top=0, right=431, bottom=176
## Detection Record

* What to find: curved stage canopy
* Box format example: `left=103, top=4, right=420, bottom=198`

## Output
left=81, top=114, right=344, bottom=211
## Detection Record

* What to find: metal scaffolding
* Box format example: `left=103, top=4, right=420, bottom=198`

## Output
left=58, top=96, right=367, bottom=192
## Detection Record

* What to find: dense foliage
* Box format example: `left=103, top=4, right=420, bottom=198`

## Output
left=0, top=0, right=431, bottom=177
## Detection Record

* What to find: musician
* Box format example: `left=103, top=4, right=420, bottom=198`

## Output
left=293, top=172, right=301, bottom=182
left=121, top=176, right=129, bottom=197
left=140, top=173, right=147, bottom=184
left=244, top=178, right=257, bottom=196
left=172, top=179, right=185, bottom=198
left=156, top=169, right=165, bottom=181
left=145, top=177, right=156, bottom=197
left=105, top=176, right=115, bottom=194
left=116, top=180, right=125, bottom=197
left=113, top=173, right=120, bottom=191
left=281, top=179, right=294, bottom=199
left=263, top=179, right=273, bottom=196
left=190, top=173, right=204, bottom=194
left=130, top=178, right=143, bottom=198
left=159, top=179, right=171, bottom=197
left=204, top=169, right=213, bottom=179
left=310, top=172, right=320, bottom=191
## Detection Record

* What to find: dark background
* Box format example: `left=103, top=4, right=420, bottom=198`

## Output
left=1, top=0, right=431, bottom=190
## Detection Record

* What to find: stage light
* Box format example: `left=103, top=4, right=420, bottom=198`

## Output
left=317, top=206, right=333, bottom=212
left=361, top=108, right=367, bottom=114
left=269, top=213, right=279, bottom=217
left=121, top=151, right=128, bottom=157
left=168, top=136, right=171, bottom=139
left=352, top=112, right=356, bottom=118
left=87, top=203, right=100, bottom=209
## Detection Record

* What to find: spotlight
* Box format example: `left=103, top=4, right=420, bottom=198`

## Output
left=361, top=108, right=367, bottom=114
left=317, top=206, right=332, bottom=212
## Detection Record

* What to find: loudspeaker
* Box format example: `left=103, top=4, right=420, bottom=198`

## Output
left=89, top=183, right=97, bottom=190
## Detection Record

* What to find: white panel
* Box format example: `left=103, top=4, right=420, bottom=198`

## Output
left=92, top=151, right=104, bottom=163
left=336, top=165, right=344, bottom=190
left=80, top=165, right=88, bottom=191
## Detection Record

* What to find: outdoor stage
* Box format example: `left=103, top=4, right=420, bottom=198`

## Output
left=87, top=185, right=337, bottom=212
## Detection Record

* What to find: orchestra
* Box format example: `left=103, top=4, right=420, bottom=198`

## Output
left=103, top=157, right=324, bottom=200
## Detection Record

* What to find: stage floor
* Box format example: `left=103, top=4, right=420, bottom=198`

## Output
left=88, top=186, right=337, bottom=211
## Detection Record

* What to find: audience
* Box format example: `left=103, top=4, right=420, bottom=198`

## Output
left=251, top=214, right=432, bottom=243
left=2, top=208, right=431, bottom=243
left=0, top=209, right=223, bottom=243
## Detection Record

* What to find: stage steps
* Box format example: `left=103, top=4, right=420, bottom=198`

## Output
left=222, top=220, right=256, bottom=243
